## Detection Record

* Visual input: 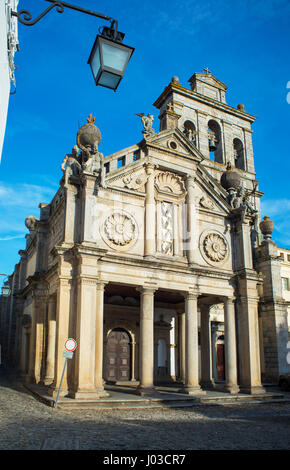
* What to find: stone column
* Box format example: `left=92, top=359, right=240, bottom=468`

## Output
left=178, top=311, right=186, bottom=383
left=144, top=164, right=156, bottom=258
left=223, top=297, right=239, bottom=394
left=185, top=176, right=196, bottom=266
left=136, top=286, right=156, bottom=395
left=200, top=305, right=214, bottom=388
left=181, top=291, right=203, bottom=394
left=43, top=296, right=56, bottom=385
left=94, top=281, right=109, bottom=396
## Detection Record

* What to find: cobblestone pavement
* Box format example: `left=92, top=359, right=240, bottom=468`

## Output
left=1, top=367, right=290, bottom=451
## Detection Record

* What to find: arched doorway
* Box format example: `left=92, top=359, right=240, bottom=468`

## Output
left=105, top=328, right=131, bottom=382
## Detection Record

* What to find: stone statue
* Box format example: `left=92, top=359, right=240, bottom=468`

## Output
left=83, top=148, right=106, bottom=188
left=61, top=145, right=81, bottom=187
left=136, top=113, right=155, bottom=137
left=25, top=215, right=39, bottom=232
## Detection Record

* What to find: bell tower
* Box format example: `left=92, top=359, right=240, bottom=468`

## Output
left=153, top=70, right=257, bottom=196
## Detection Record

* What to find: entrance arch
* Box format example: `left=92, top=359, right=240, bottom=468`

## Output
left=105, top=328, right=131, bottom=382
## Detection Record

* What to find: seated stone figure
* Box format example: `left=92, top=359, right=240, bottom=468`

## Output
left=61, top=145, right=81, bottom=187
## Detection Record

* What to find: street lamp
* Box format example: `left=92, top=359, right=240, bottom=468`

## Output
left=11, top=0, right=134, bottom=91
left=88, top=24, right=134, bottom=91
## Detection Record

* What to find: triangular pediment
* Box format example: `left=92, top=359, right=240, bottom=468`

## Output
left=189, top=72, right=228, bottom=91
left=141, top=127, right=204, bottom=162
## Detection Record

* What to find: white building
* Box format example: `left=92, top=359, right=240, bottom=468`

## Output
left=0, top=0, right=18, bottom=161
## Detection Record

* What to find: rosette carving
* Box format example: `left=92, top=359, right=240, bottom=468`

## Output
left=203, top=233, right=227, bottom=262
left=104, top=212, right=136, bottom=246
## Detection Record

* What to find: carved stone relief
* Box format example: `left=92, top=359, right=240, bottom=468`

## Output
left=155, top=172, right=185, bottom=196
left=200, top=230, right=229, bottom=265
left=160, top=202, right=174, bottom=255
left=101, top=211, right=138, bottom=250
left=199, top=196, right=215, bottom=210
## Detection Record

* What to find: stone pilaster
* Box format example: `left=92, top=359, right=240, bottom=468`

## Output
left=256, top=239, right=290, bottom=382
left=94, top=281, right=109, bottom=396
left=43, top=295, right=56, bottom=385
left=144, top=164, right=156, bottom=259
left=237, top=273, right=265, bottom=394
left=27, top=285, right=47, bottom=384
left=48, top=277, right=72, bottom=397
left=185, top=176, right=197, bottom=266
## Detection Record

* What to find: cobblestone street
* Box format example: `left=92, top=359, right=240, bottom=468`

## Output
left=1, top=366, right=290, bottom=452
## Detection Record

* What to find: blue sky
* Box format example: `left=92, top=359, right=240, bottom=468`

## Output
left=1, top=0, right=290, bottom=284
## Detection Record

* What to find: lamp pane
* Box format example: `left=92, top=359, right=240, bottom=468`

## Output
left=90, top=43, right=101, bottom=80
left=101, top=43, right=130, bottom=72
left=98, top=71, right=121, bottom=89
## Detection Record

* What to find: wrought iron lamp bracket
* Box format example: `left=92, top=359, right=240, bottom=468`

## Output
left=11, top=0, right=116, bottom=29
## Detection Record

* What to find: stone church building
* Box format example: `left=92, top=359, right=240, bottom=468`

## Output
left=3, top=70, right=290, bottom=399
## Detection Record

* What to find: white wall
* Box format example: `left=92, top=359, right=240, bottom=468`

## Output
left=0, top=0, right=18, bottom=161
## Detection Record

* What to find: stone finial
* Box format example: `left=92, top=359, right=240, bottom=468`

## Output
left=171, top=76, right=180, bottom=84
left=237, top=104, right=245, bottom=112
left=259, top=216, right=274, bottom=240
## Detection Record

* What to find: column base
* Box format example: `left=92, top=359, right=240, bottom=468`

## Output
left=200, top=380, right=215, bottom=390
left=135, top=386, right=157, bottom=397
left=239, top=385, right=266, bottom=395
left=43, top=377, right=54, bottom=386
left=144, top=255, right=156, bottom=261
left=68, top=388, right=109, bottom=399
left=179, top=385, right=205, bottom=395
left=223, top=384, right=240, bottom=394
left=48, top=385, right=68, bottom=398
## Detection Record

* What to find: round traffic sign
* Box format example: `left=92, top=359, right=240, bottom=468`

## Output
left=65, top=338, right=77, bottom=352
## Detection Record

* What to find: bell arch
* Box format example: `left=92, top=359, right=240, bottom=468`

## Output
left=183, top=120, right=197, bottom=145
left=233, top=137, right=245, bottom=170
left=208, top=119, right=223, bottom=163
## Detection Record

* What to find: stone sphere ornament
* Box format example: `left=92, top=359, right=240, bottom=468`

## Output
left=77, top=113, right=101, bottom=154
left=220, top=162, right=241, bottom=191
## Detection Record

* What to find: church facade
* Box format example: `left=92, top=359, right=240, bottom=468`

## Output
left=4, top=71, right=290, bottom=399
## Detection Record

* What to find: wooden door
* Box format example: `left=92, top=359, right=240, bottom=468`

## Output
left=105, top=329, right=131, bottom=382
left=216, top=343, right=225, bottom=380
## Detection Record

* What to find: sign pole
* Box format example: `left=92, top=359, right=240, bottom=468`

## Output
left=55, top=357, right=68, bottom=408
left=54, top=338, right=77, bottom=408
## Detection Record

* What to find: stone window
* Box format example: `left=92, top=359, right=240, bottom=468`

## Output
left=104, top=162, right=110, bottom=174
left=117, top=156, right=125, bottom=168
left=282, top=277, right=289, bottom=291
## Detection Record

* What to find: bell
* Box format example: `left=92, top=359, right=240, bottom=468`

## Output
left=209, top=139, right=217, bottom=152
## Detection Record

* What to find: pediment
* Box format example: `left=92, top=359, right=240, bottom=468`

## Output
left=106, top=165, right=147, bottom=193
left=143, top=128, right=204, bottom=162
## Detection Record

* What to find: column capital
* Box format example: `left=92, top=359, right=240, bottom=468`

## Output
left=183, top=289, right=199, bottom=301
left=145, top=162, right=155, bottom=174
left=224, top=296, right=236, bottom=306
left=136, top=285, right=157, bottom=295
left=96, top=280, right=107, bottom=291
